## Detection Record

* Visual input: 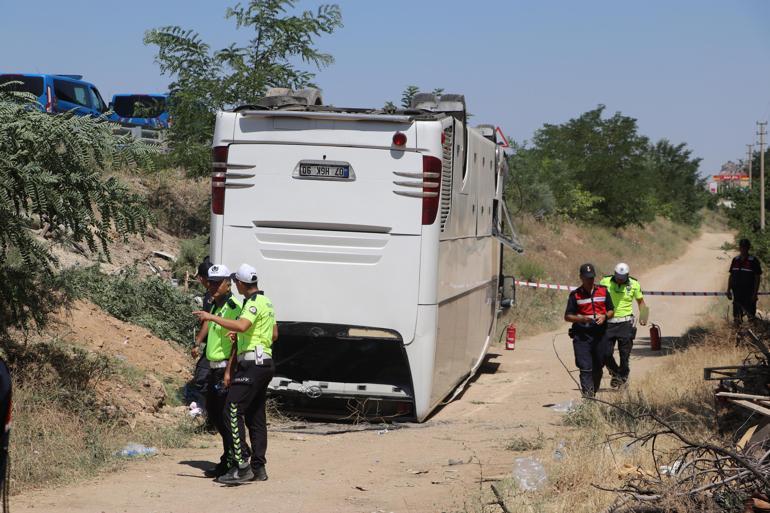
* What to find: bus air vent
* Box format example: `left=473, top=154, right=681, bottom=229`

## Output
left=440, top=126, right=454, bottom=232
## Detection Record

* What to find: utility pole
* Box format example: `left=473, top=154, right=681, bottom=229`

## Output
left=747, top=144, right=754, bottom=190
left=758, top=122, right=767, bottom=230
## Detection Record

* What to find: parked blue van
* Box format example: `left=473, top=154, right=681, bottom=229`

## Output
left=108, top=93, right=170, bottom=129
left=0, top=73, right=108, bottom=116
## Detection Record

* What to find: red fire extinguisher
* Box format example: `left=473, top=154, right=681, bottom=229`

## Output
left=649, top=323, right=662, bottom=351
left=505, top=324, right=516, bottom=350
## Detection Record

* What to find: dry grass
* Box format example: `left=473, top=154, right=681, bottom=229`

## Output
left=700, top=208, right=731, bottom=233
left=505, top=429, right=546, bottom=452
left=497, top=320, right=748, bottom=513
left=9, top=386, right=119, bottom=490
left=114, top=167, right=209, bottom=237
left=9, top=383, right=201, bottom=494
left=501, top=216, right=702, bottom=337
left=5, top=337, right=203, bottom=494
left=9, top=387, right=284, bottom=494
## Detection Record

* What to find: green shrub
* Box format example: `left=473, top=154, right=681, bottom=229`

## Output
left=60, top=265, right=197, bottom=346
left=0, top=87, right=154, bottom=336
left=516, top=258, right=547, bottom=282
left=142, top=169, right=210, bottom=237
left=505, top=430, right=545, bottom=451
left=171, top=235, right=209, bottom=280
left=3, top=338, right=113, bottom=415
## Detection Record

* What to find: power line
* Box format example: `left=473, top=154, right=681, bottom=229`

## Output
left=758, top=122, right=767, bottom=230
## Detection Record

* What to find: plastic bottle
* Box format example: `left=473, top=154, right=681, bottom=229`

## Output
left=512, top=457, right=547, bottom=491
left=553, top=440, right=566, bottom=461
left=118, top=443, right=158, bottom=458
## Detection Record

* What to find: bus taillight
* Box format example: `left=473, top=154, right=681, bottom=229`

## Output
left=211, top=145, right=228, bottom=215
left=422, top=156, right=442, bottom=225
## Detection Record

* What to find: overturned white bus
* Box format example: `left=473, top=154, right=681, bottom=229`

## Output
left=209, top=91, right=521, bottom=421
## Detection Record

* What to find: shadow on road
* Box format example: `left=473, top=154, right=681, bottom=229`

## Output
left=425, top=353, right=502, bottom=421
left=630, top=325, right=713, bottom=357
left=179, top=460, right=214, bottom=471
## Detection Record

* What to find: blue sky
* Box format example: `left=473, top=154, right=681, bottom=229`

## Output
left=2, top=0, right=769, bottom=175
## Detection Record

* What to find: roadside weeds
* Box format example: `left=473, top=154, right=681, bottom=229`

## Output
left=491, top=313, right=753, bottom=513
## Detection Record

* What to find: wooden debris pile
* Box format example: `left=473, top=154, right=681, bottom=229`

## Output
left=600, top=329, right=770, bottom=512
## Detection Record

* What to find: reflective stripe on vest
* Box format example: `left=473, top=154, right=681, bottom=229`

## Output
left=576, top=297, right=606, bottom=305
left=573, top=286, right=610, bottom=317
left=731, top=256, right=756, bottom=272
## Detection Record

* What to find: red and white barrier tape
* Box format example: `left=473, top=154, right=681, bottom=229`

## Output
left=514, top=280, right=574, bottom=292
left=513, top=280, right=770, bottom=297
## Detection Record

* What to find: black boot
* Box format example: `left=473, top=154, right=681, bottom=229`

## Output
left=204, top=461, right=229, bottom=478
left=251, top=465, right=268, bottom=481
left=216, top=463, right=254, bottom=485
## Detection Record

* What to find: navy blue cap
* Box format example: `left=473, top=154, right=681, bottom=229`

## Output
left=579, top=263, right=596, bottom=278
left=196, top=257, right=212, bottom=279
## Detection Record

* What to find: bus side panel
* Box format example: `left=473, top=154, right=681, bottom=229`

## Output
left=434, top=237, right=498, bottom=402
left=406, top=304, right=438, bottom=421
left=431, top=127, right=501, bottom=409
left=445, top=122, right=476, bottom=239
left=473, top=131, right=496, bottom=237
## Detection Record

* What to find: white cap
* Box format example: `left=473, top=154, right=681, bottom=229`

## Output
left=206, top=264, right=231, bottom=281
left=232, top=263, right=259, bottom=284
left=614, top=262, right=630, bottom=276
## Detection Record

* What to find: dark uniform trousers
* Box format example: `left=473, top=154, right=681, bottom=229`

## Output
left=223, top=360, right=274, bottom=470
left=0, top=358, right=11, bottom=485
left=189, top=355, right=210, bottom=407
left=604, top=320, right=634, bottom=382
left=733, top=293, right=757, bottom=320
left=729, top=255, right=762, bottom=322
left=204, top=367, right=229, bottom=466
left=572, top=327, right=608, bottom=396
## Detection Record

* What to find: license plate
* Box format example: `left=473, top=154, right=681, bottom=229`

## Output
left=293, top=160, right=355, bottom=181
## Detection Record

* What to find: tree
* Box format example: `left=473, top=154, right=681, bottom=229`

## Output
left=400, top=85, right=419, bottom=108
left=144, top=0, right=343, bottom=176
left=506, top=106, right=707, bottom=228
left=505, top=141, right=557, bottom=218
left=529, top=105, right=654, bottom=227
left=396, top=86, right=446, bottom=109
left=0, top=88, right=154, bottom=332
left=724, top=152, right=770, bottom=263
left=644, top=139, right=706, bottom=226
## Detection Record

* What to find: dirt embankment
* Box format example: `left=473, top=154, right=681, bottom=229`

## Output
left=52, top=299, right=192, bottom=419
left=43, top=226, right=182, bottom=277
left=54, top=300, right=191, bottom=380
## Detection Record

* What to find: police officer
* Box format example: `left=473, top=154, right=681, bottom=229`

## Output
left=194, top=263, right=277, bottom=485
left=564, top=263, right=615, bottom=397
left=726, top=238, right=763, bottom=325
left=198, top=264, right=242, bottom=479
left=0, top=357, right=11, bottom=498
left=189, top=258, right=213, bottom=410
left=599, top=263, right=646, bottom=388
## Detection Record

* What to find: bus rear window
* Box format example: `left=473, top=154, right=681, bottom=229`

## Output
left=112, top=95, right=166, bottom=118
left=0, top=75, right=44, bottom=96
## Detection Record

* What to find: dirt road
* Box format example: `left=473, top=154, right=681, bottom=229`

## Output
left=14, top=232, right=732, bottom=513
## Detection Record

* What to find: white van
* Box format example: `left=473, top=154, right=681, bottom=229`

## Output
left=209, top=92, right=520, bottom=421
